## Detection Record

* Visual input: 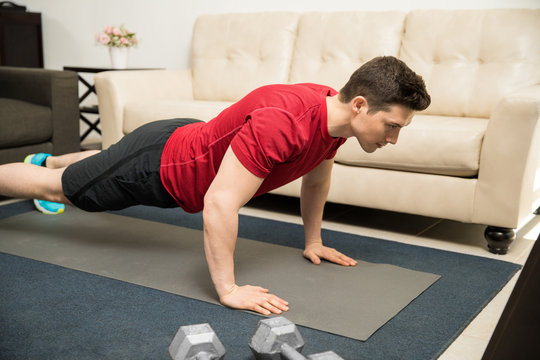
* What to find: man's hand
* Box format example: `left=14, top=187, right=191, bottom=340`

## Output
left=219, top=284, right=289, bottom=315
left=300, top=160, right=357, bottom=267
left=303, top=242, right=358, bottom=266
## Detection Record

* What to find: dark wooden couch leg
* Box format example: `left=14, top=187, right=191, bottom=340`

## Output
left=484, top=226, right=515, bottom=255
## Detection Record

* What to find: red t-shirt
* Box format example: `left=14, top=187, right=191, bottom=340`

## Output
left=160, top=83, right=346, bottom=213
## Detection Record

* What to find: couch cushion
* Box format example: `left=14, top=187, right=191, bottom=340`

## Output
left=0, top=98, right=52, bottom=148
left=289, top=11, right=405, bottom=90
left=334, top=115, right=488, bottom=177
left=123, top=100, right=233, bottom=134
left=192, top=12, right=299, bottom=102
left=400, top=9, right=540, bottom=118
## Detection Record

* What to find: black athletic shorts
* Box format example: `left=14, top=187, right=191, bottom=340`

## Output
left=62, top=118, right=202, bottom=212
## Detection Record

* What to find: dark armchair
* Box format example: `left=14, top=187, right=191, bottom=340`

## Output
left=0, top=66, right=80, bottom=164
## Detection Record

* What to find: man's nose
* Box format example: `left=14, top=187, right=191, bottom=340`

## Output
left=386, top=130, right=400, bottom=145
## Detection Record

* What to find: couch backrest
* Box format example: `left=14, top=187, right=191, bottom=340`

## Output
left=192, top=12, right=299, bottom=101
left=289, top=11, right=406, bottom=91
left=400, top=9, right=540, bottom=118
left=191, top=9, right=540, bottom=117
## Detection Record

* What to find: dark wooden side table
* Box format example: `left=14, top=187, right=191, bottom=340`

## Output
left=63, top=66, right=161, bottom=145
left=63, top=67, right=107, bottom=142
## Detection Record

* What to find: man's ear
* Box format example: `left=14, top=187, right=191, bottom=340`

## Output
left=351, top=96, right=368, bottom=114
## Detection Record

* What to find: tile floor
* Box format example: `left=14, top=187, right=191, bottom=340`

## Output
left=2, top=194, right=538, bottom=359
left=240, top=194, right=539, bottom=360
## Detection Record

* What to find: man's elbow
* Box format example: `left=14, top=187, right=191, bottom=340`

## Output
left=203, top=190, right=236, bottom=219
left=302, top=177, right=331, bottom=192
left=203, top=191, right=220, bottom=216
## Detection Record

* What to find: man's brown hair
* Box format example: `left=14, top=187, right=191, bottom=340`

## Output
left=339, top=56, right=431, bottom=113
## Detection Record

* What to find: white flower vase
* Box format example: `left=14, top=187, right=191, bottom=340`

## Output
left=109, top=47, right=129, bottom=69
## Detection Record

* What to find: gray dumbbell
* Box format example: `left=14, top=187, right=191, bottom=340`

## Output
left=169, top=323, right=226, bottom=360
left=249, top=317, right=344, bottom=360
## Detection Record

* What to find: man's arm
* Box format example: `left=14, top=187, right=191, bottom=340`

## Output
left=301, top=159, right=358, bottom=266
left=203, top=146, right=289, bottom=315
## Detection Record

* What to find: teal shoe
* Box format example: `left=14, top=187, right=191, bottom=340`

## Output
left=24, top=153, right=65, bottom=215
left=33, top=199, right=65, bottom=215
left=24, top=153, right=51, bottom=166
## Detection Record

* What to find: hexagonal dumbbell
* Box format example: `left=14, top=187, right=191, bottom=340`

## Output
left=249, top=317, right=344, bottom=360
left=169, top=323, right=226, bottom=360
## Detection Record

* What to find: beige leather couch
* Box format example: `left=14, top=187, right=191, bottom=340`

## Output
left=95, top=9, right=540, bottom=254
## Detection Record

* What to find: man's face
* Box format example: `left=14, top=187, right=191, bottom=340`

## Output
left=352, top=104, right=414, bottom=153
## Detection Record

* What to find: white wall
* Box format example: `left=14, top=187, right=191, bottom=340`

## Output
left=22, top=0, right=540, bottom=71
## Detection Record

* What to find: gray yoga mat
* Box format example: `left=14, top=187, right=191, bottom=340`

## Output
left=0, top=207, right=440, bottom=340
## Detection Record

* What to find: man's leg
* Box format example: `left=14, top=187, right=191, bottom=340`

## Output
left=45, top=150, right=100, bottom=169
left=0, top=163, right=69, bottom=204
left=0, top=150, right=99, bottom=203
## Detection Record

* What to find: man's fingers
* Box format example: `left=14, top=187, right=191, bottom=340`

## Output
left=253, top=302, right=288, bottom=315
left=261, top=301, right=282, bottom=315
left=336, top=251, right=358, bottom=266
left=268, top=296, right=289, bottom=311
left=305, top=251, right=321, bottom=265
left=332, top=253, right=358, bottom=266
left=253, top=304, right=271, bottom=315
left=306, top=246, right=358, bottom=267
left=255, top=294, right=289, bottom=314
left=233, top=286, right=289, bottom=315
left=335, top=255, right=357, bottom=266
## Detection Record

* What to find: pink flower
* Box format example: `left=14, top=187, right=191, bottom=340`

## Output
left=97, top=32, right=110, bottom=45
left=97, top=25, right=137, bottom=48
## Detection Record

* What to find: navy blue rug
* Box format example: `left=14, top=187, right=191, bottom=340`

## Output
left=0, top=201, right=521, bottom=359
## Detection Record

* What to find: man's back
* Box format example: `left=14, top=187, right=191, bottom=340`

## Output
left=160, top=83, right=345, bottom=213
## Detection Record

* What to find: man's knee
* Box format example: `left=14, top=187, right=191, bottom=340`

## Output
left=43, top=168, right=69, bottom=203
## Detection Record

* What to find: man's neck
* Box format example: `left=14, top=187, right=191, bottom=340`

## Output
left=326, top=95, right=353, bottom=138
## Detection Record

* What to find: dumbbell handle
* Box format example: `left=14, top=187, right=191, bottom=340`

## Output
left=280, top=343, right=307, bottom=360
left=194, top=353, right=213, bottom=360
left=280, top=343, right=344, bottom=360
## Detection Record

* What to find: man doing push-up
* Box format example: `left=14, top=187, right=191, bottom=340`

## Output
left=0, top=56, right=430, bottom=315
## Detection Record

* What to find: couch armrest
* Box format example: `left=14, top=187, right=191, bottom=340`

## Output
left=474, top=85, right=540, bottom=228
left=0, top=67, right=79, bottom=155
left=95, top=69, right=194, bottom=148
